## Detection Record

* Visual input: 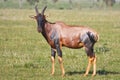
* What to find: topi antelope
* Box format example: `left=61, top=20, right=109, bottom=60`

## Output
left=30, top=5, right=99, bottom=77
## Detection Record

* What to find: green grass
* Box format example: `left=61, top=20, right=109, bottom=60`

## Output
left=0, top=9, right=120, bottom=80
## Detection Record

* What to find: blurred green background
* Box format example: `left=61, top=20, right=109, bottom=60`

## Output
left=0, top=0, right=120, bottom=10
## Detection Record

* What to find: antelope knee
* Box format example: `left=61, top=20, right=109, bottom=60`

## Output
left=58, top=56, right=63, bottom=63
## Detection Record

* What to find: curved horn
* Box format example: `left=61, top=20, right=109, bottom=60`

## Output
left=35, top=5, right=39, bottom=15
left=41, top=6, right=47, bottom=15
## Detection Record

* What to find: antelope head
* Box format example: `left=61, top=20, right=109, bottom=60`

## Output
left=31, top=5, right=47, bottom=33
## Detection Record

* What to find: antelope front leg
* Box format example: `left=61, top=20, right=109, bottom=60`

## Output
left=54, top=39, right=65, bottom=77
left=51, top=48, right=56, bottom=76
left=51, top=56, right=55, bottom=75
left=58, top=56, right=65, bottom=77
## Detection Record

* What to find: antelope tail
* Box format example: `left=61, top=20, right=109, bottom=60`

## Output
left=87, top=31, right=99, bottom=43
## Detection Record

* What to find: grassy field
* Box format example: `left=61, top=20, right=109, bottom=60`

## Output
left=0, top=9, right=120, bottom=80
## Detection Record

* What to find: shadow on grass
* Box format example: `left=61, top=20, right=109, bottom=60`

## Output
left=66, top=71, right=85, bottom=76
left=97, top=69, right=120, bottom=75
left=66, top=70, right=120, bottom=76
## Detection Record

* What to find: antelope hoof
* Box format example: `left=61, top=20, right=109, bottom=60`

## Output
left=84, top=73, right=88, bottom=77
left=62, top=73, right=65, bottom=77
left=51, top=73, right=54, bottom=76
left=92, top=74, right=96, bottom=77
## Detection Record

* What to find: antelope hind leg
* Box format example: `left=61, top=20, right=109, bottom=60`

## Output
left=84, top=56, right=96, bottom=77
left=84, top=57, right=92, bottom=76
left=92, top=56, right=96, bottom=76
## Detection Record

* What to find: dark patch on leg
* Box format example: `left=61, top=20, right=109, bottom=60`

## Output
left=85, top=47, right=94, bottom=57
left=54, top=38, right=62, bottom=57
left=51, top=48, right=56, bottom=58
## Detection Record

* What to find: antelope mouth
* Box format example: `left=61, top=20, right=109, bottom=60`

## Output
left=37, top=27, right=42, bottom=32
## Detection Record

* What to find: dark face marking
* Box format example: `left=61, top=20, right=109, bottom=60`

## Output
left=36, top=14, right=46, bottom=32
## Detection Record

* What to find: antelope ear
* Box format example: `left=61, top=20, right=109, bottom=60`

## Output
left=29, top=15, right=36, bottom=19
left=44, top=15, right=48, bottom=17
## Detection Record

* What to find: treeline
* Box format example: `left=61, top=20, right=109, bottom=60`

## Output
left=0, top=0, right=119, bottom=9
